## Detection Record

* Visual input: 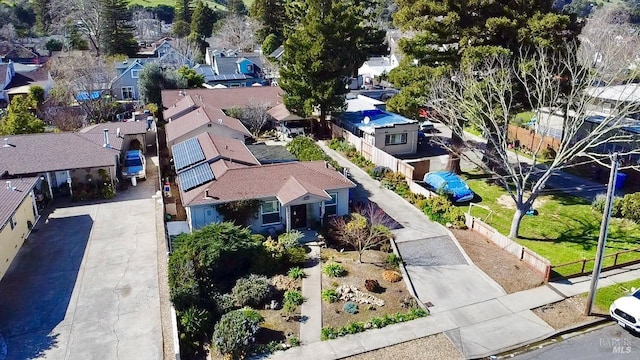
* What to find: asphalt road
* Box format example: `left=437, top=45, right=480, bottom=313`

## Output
left=514, top=323, right=640, bottom=360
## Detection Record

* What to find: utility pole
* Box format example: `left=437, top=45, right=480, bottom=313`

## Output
left=585, top=152, right=620, bottom=315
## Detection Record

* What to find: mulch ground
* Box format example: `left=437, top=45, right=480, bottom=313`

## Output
left=532, top=295, right=603, bottom=330
left=451, top=229, right=544, bottom=293
left=321, top=248, right=414, bottom=329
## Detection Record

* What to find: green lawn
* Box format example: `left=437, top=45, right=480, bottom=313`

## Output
left=128, top=0, right=229, bottom=11
left=459, top=175, right=640, bottom=277
left=592, top=278, right=640, bottom=312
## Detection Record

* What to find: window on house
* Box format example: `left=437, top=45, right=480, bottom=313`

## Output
left=325, top=192, right=338, bottom=216
left=121, top=87, right=134, bottom=100
left=261, top=200, right=280, bottom=225
left=385, top=133, right=407, bottom=146
left=247, top=64, right=253, bottom=73
left=9, top=216, right=15, bottom=230
left=131, top=69, right=140, bottom=78
left=230, top=83, right=241, bottom=88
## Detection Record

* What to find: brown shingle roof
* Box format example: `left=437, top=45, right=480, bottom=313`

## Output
left=163, top=95, right=196, bottom=120
left=276, top=176, right=331, bottom=206
left=7, top=68, right=49, bottom=88
left=182, top=160, right=355, bottom=206
left=165, top=106, right=251, bottom=143
left=161, top=87, right=284, bottom=111
left=0, top=133, right=118, bottom=175
left=0, top=176, right=39, bottom=230
left=197, top=133, right=260, bottom=166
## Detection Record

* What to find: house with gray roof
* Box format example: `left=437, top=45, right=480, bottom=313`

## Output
left=201, top=48, right=266, bottom=87
left=0, top=132, right=120, bottom=199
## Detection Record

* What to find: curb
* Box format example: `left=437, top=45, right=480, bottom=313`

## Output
left=491, top=318, right=612, bottom=359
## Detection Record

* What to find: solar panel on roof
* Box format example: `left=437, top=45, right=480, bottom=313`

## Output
left=179, top=163, right=214, bottom=191
left=173, top=138, right=205, bottom=170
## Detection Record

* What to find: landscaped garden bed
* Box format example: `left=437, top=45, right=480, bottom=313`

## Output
left=457, top=175, right=640, bottom=278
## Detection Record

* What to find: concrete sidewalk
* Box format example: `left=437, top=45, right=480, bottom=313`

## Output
left=299, top=245, right=322, bottom=344
left=268, top=264, right=640, bottom=360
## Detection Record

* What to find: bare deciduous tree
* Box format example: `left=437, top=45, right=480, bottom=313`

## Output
left=241, top=98, right=273, bottom=135
left=209, top=15, right=260, bottom=51
left=578, top=5, right=640, bottom=79
left=170, top=37, right=202, bottom=66
left=48, top=0, right=104, bottom=55
left=428, top=43, right=640, bottom=239
left=330, top=202, right=393, bottom=263
left=48, top=52, right=118, bottom=122
left=132, top=10, right=163, bottom=43
left=0, top=24, right=17, bottom=41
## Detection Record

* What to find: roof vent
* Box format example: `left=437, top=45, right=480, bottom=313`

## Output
left=103, top=129, right=111, bottom=148
left=117, top=127, right=122, bottom=138
left=217, top=118, right=223, bottom=125
left=6, top=180, right=15, bottom=191
left=179, top=90, right=185, bottom=96
left=3, top=138, right=15, bottom=148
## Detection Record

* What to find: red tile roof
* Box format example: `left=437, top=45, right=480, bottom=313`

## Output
left=181, top=160, right=355, bottom=206
left=0, top=176, right=39, bottom=230
left=161, top=87, right=284, bottom=111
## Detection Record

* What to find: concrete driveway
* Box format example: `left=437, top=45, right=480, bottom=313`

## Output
left=0, top=155, right=162, bottom=360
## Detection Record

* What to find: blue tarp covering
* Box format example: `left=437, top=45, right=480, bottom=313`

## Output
left=76, top=91, right=103, bottom=101
left=423, top=171, right=474, bottom=203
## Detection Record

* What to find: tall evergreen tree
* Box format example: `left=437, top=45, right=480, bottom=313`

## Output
left=389, top=0, right=579, bottom=172
left=174, top=0, right=192, bottom=37
left=250, top=0, right=286, bottom=43
left=101, top=0, right=138, bottom=56
left=227, top=0, right=248, bottom=16
left=32, top=0, right=49, bottom=35
left=280, top=0, right=381, bottom=135
left=0, top=95, right=45, bottom=135
left=189, top=0, right=217, bottom=53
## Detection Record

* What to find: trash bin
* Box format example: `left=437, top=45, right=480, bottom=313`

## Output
left=615, top=173, right=627, bottom=190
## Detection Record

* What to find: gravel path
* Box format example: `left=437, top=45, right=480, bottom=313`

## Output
left=343, top=333, right=463, bottom=360
left=396, top=236, right=467, bottom=266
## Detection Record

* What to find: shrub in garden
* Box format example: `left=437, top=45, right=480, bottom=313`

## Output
left=386, top=253, right=402, bottom=269
left=382, top=270, right=402, bottom=283
left=343, top=301, right=359, bottom=314
left=178, top=306, right=211, bottom=347
left=285, top=246, right=307, bottom=265
left=592, top=194, right=624, bottom=217
left=212, top=308, right=264, bottom=359
left=621, top=192, right=640, bottom=223
left=370, top=166, right=392, bottom=180
left=271, top=275, right=300, bottom=292
left=213, top=292, right=237, bottom=314
left=287, top=267, right=306, bottom=279
left=323, top=262, right=346, bottom=277
left=364, top=279, right=381, bottom=293
left=283, top=290, right=305, bottom=306
left=321, top=288, right=339, bottom=303
left=381, top=172, right=408, bottom=193
left=231, top=274, right=272, bottom=307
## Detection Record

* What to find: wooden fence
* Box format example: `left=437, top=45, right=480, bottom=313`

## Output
left=550, top=248, right=640, bottom=280
left=508, top=124, right=560, bottom=153
left=465, top=214, right=552, bottom=281
left=331, top=123, right=415, bottom=180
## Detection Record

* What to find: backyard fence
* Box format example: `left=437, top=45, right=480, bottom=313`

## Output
left=550, top=248, right=640, bottom=280
left=465, top=214, right=552, bottom=281
left=508, top=125, right=560, bottom=153
left=331, top=123, right=415, bottom=180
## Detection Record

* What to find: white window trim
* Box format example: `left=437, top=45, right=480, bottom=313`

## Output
left=261, top=200, right=281, bottom=226
left=385, top=133, right=407, bottom=146
left=325, top=192, right=338, bottom=216
left=121, top=86, right=134, bottom=100
left=131, top=69, right=140, bottom=78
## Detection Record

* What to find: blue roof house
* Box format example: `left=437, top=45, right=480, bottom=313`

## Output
left=337, top=109, right=419, bottom=155
left=200, top=49, right=265, bottom=88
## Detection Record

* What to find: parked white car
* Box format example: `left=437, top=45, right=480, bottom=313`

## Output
left=610, top=288, right=640, bottom=333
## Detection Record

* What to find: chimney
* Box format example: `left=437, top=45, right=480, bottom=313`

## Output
left=205, top=188, right=211, bottom=198
left=103, top=129, right=110, bottom=148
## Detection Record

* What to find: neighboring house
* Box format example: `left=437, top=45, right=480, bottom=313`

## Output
left=202, top=48, right=265, bottom=87
left=110, top=59, right=148, bottom=101
left=585, top=84, right=640, bottom=117
left=269, top=46, right=284, bottom=61
left=336, top=109, right=419, bottom=155
left=162, top=87, right=287, bottom=150
left=0, top=61, right=15, bottom=105
left=0, top=133, right=119, bottom=199
left=5, top=66, right=54, bottom=102
left=0, top=176, right=40, bottom=281
left=165, top=105, right=252, bottom=150
left=345, top=94, right=386, bottom=112
left=0, top=41, right=42, bottom=64
left=138, top=37, right=194, bottom=68
left=79, top=121, right=151, bottom=156
left=358, top=55, right=399, bottom=86
left=171, top=133, right=355, bottom=232
left=192, top=64, right=216, bottom=83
